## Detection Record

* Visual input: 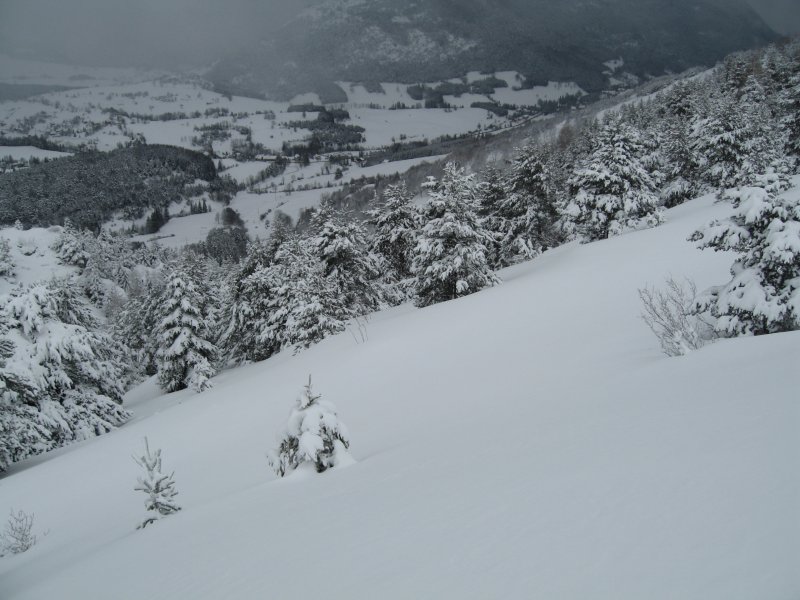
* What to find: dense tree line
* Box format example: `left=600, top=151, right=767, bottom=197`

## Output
left=0, top=144, right=218, bottom=230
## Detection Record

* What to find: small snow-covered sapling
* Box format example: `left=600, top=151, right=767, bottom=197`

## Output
left=133, top=437, right=181, bottom=529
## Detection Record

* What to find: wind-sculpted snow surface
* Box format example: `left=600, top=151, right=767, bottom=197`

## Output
left=0, top=194, right=797, bottom=599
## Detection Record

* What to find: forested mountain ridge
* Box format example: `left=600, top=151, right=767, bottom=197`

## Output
left=208, top=0, right=778, bottom=100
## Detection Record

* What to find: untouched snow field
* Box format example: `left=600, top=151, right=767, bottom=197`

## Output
left=1, top=194, right=798, bottom=599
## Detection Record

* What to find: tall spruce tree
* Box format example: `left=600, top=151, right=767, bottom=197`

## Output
left=369, top=183, right=419, bottom=280
left=310, top=207, right=383, bottom=315
left=155, top=257, right=217, bottom=393
left=0, top=237, right=14, bottom=280
left=565, top=117, right=661, bottom=241
left=259, top=236, right=349, bottom=352
left=497, top=146, right=560, bottom=264
left=412, top=163, right=499, bottom=307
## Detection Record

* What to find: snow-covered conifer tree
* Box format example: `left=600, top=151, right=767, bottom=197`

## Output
left=660, top=113, right=702, bottom=206
left=565, top=117, right=662, bottom=241
left=785, top=52, right=800, bottom=159
left=0, top=279, right=130, bottom=470
left=475, top=166, right=507, bottom=268
left=52, top=220, right=92, bottom=269
left=369, top=183, right=419, bottom=280
left=0, top=331, right=48, bottom=472
left=690, top=185, right=800, bottom=335
left=268, top=377, right=351, bottom=477
left=218, top=240, right=281, bottom=365
left=113, top=274, right=164, bottom=378
left=133, top=438, right=181, bottom=529
left=692, top=85, right=776, bottom=191
left=412, top=163, right=499, bottom=307
left=310, top=207, right=383, bottom=314
left=155, top=258, right=217, bottom=393
left=260, top=236, right=348, bottom=352
left=495, top=146, right=561, bottom=264
left=0, top=237, right=15, bottom=280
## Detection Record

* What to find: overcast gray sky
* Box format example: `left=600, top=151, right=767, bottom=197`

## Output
left=0, top=0, right=797, bottom=69
left=0, top=0, right=312, bottom=68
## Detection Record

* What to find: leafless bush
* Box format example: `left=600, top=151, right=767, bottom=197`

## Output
left=638, top=277, right=715, bottom=356
left=1, top=509, right=37, bottom=556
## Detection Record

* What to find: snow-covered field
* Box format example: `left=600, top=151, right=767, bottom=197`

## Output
left=0, top=56, right=582, bottom=160
left=129, top=155, right=448, bottom=247
left=0, top=146, right=71, bottom=161
left=1, top=193, right=797, bottom=599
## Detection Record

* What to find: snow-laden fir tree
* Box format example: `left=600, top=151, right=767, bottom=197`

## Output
left=268, top=376, right=351, bottom=477
left=412, top=162, right=500, bottom=307
left=691, top=82, right=780, bottom=191
left=564, top=116, right=662, bottom=241
left=310, top=206, right=383, bottom=315
left=368, top=182, right=419, bottom=280
left=475, top=165, right=507, bottom=268
left=258, top=236, right=349, bottom=353
left=133, top=437, right=181, bottom=529
left=155, top=256, right=218, bottom=393
left=218, top=240, right=281, bottom=365
left=52, top=219, right=92, bottom=269
left=659, top=112, right=702, bottom=207
left=0, top=279, right=130, bottom=471
left=494, top=146, right=561, bottom=265
left=112, top=274, right=164, bottom=378
left=0, top=237, right=15, bottom=280
left=218, top=214, right=294, bottom=365
left=690, top=184, right=800, bottom=335
left=784, top=50, right=800, bottom=159
left=0, top=327, right=48, bottom=472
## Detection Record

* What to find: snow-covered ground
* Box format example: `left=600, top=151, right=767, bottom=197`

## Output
left=0, top=226, right=71, bottom=293
left=0, top=146, right=71, bottom=161
left=0, top=58, right=582, bottom=158
left=129, top=155, right=448, bottom=247
left=1, top=193, right=797, bottom=599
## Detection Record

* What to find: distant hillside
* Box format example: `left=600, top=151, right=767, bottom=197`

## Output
left=208, top=0, right=777, bottom=100
left=0, top=144, right=217, bottom=230
left=747, top=0, right=800, bottom=35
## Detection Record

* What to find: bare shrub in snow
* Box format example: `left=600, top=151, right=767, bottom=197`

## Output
left=268, top=376, right=351, bottom=477
left=134, top=438, right=181, bottom=529
left=1, top=509, right=37, bottom=556
left=638, top=277, right=715, bottom=356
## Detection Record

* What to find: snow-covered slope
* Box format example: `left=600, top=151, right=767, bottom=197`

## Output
left=1, top=194, right=797, bottom=599
left=0, top=226, right=71, bottom=293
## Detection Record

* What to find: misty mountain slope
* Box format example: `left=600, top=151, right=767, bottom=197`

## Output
left=209, top=0, right=777, bottom=100
left=1, top=189, right=797, bottom=600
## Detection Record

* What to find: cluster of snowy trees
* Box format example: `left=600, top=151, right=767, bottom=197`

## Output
left=473, top=41, right=800, bottom=341
left=0, top=278, right=130, bottom=471
left=2, top=41, right=799, bottom=472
